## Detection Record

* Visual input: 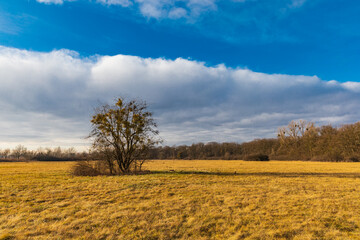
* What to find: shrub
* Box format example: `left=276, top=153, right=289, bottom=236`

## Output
left=270, top=155, right=302, bottom=161
left=328, top=153, right=344, bottom=162
left=71, top=161, right=102, bottom=176
left=33, top=155, right=78, bottom=161
left=71, top=160, right=152, bottom=176
left=310, top=155, right=328, bottom=162
left=244, top=154, right=269, bottom=161
left=311, top=154, right=344, bottom=162
left=346, top=156, right=360, bottom=162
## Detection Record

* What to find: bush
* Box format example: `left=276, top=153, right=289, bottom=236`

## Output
left=71, top=161, right=102, bottom=176
left=310, top=155, right=328, bottom=162
left=311, top=154, right=344, bottom=162
left=346, top=156, right=360, bottom=162
left=33, top=155, right=78, bottom=161
left=270, top=155, right=302, bottom=161
left=244, top=154, right=269, bottom=161
left=71, top=160, right=152, bottom=176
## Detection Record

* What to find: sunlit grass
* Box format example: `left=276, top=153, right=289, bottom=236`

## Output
left=1, top=160, right=360, bottom=239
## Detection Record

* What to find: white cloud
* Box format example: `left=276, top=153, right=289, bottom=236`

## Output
left=341, top=81, right=360, bottom=93
left=0, top=46, right=359, bottom=149
left=168, top=7, right=187, bottom=19
left=35, top=0, right=218, bottom=19
left=97, top=0, right=132, bottom=7
left=288, top=0, right=307, bottom=8
left=0, top=14, right=20, bottom=35
left=36, top=0, right=66, bottom=4
left=138, top=1, right=164, bottom=18
left=132, top=0, right=217, bottom=19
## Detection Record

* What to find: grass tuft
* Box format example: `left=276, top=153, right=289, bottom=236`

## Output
left=0, top=233, right=14, bottom=240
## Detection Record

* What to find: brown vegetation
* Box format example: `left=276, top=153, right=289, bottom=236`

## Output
left=244, top=153, right=269, bottom=161
left=276, top=120, right=360, bottom=161
left=0, top=146, right=86, bottom=162
left=71, top=161, right=102, bottom=176
left=146, top=120, right=360, bottom=162
left=2, top=160, right=360, bottom=239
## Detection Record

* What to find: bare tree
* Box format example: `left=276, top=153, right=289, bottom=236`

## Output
left=12, top=145, right=27, bottom=159
left=64, top=147, right=77, bottom=158
left=53, top=147, right=62, bottom=158
left=1, top=149, right=11, bottom=159
left=277, top=120, right=317, bottom=159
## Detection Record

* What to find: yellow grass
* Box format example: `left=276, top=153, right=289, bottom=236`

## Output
left=1, top=160, right=360, bottom=239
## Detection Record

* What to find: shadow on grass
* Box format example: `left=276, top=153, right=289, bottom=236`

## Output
left=149, top=170, right=360, bottom=178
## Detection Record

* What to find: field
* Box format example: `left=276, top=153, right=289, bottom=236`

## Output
left=1, top=160, right=360, bottom=239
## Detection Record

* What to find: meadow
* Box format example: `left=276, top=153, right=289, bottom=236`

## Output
left=1, top=160, right=360, bottom=239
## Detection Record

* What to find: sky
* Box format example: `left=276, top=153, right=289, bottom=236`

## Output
left=0, top=0, right=360, bottom=150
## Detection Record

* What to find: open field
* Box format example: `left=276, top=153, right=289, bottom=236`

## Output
left=1, top=160, right=360, bottom=239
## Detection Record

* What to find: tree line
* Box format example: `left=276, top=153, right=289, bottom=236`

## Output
left=2, top=120, right=360, bottom=163
left=276, top=120, right=360, bottom=161
left=145, top=120, right=360, bottom=162
left=145, top=140, right=276, bottom=160
left=0, top=146, right=87, bottom=161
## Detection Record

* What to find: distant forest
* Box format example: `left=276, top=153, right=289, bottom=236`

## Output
left=1, top=120, right=360, bottom=162
left=147, top=120, right=360, bottom=162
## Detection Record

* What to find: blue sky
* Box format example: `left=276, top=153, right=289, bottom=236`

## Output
left=2, top=0, right=360, bottom=81
left=1, top=0, right=360, bottom=149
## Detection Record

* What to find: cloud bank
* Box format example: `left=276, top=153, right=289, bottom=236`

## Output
left=0, top=46, right=359, bottom=149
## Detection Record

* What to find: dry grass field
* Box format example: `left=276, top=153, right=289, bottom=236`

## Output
left=1, top=160, right=360, bottom=239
